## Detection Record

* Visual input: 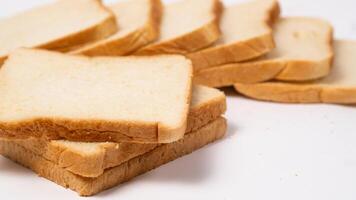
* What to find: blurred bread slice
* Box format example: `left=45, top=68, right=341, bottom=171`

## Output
left=0, top=0, right=117, bottom=65
left=134, top=0, right=222, bottom=55
left=195, top=17, right=334, bottom=87
left=10, top=85, right=226, bottom=178
left=0, top=49, right=193, bottom=143
left=234, top=40, right=356, bottom=104
left=72, top=0, right=162, bottom=56
left=189, top=0, right=280, bottom=72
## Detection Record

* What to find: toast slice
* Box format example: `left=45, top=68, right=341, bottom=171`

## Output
left=234, top=40, right=356, bottom=104
left=0, top=49, right=193, bottom=143
left=71, top=0, right=162, bottom=56
left=133, top=0, right=222, bottom=55
left=188, top=0, right=280, bottom=72
left=0, top=0, right=117, bottom=65
left=0, top=117, right=227, bottom=196
left=195, top=17, right=334, bottom=87
left=10, top=85, right=226, bottom=178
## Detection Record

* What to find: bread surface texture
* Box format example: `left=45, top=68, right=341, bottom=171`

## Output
left=0, top=0, right=117, bottom=65
left=0, top=118, right=227, bottom=196
left=188, top=0, right=280, bottom=71
left=72, top=0, right=162, bottom=56
left=234, top=40, right=356, bottom=104
left=0, top=49, right=193, bottom=143
left=11, top=85, right=226, bottom=177
left=195, top=17, right=334, bottom=87
left=134, top=0, right=222, bottom=55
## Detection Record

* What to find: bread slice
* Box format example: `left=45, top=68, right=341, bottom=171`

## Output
left=188, top=0, right=280, bottom=72
left=0, top=49, right=193, bottom=143
left=10, top=85, right=226, bottom=178
left=133, top=0, right=222, bottom=55
left=71, top=0, right=162, bottom=56
left=0, top=0, right=117, bottom=65
left=0, top=117, right=226, bottom=196
left=234, top=40, right=356, bottom=104
left=194, top=17, right=334, bottom=87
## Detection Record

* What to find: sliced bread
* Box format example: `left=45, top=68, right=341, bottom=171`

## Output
left=0, top=117, right=227, bottom=196
left=188, top=0, right=280, bottom=72
left=0, top=0, right=117, bottom=65
left=71, top=0, right=162, bottom=56
left=195, top=17, right=334, bottom=87
left=134, top=0, right=222, bottom=55
left=234, top=40, right=356, bottom=104
left=0, top=49, right=193, bottom=143
left=11, top=85, right=226, bottom=178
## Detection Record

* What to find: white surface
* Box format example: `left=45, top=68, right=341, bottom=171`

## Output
left=0, top=0, right=356, bottom=199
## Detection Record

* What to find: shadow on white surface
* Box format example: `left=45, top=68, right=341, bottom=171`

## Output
left=97, top=135, right=231, bottom=197
left=0, top=156, right=32, bottom=175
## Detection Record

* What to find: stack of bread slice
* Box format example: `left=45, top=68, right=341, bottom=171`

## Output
left=0, top=0, right=227, bottom=196
left=0, top=48, right=227, bottom=195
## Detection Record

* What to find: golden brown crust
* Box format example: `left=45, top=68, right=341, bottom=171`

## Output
left=0, top=118, right=227, bottom=196
left=72, top=0, right=163, bottom=56
left=234, top=82, right=356, bottom=104
left=188, top=0, right=280, bottom=72
left=194, top=56, right=333, bottom=88
left=133, top=0, right=222, bottom=55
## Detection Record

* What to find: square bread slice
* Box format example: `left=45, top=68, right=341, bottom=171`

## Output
left=195, top=17, right=334, bottom=87
left=0, top=0, right=117, bottom=65
left=188, top=0, right=280, bottom=72
left=0, top=49, right=193, bottom=143
left=0, top=117, right=227, bottom=196
left=234, top=40, right=356, bottom=104
left=10, top=85, right=226, bottom=178
left=71, top=0, right=162, bottom=56
left=133, top=0, right=222, bottom=55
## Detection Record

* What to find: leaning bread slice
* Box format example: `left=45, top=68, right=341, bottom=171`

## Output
left=134, top=0, right=222, bottom=55
left=71, top=0, right=162, bottom=56
left=12, top=85, right=226, bottom=178
left=188, top=0, right=280, bottom=72
left=234, top=40, right=356, bottom=104
left=0, top=0, right=117, bottom=65
left=0, top=49, right=193, bottom=143
left=195, top=17, right=334, bottom=87
left=0, top=117, right=227, bottom=196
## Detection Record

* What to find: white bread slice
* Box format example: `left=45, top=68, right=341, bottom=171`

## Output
left=0, top=0, right=117, bottom=65
left=11, top=85, right=226, bottom=178
left=195, top=17, right=334, bottom=87
left=234, top=40, right=356, bottom=104
left=133, top=0, right=222, bottom=55
left=188, top=0, right=280, bottom=72
left=71, top=0, right=162, bottom=56
left=0, top=117, right=226, bottom=196
left=0, top=49, right=193, bottom=143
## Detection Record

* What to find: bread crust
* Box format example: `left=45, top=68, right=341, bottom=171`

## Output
left=72, top=0, right=163, bottom=56
left=188, top=0, right=280, bottom=72
left=0, top=0, right=118, bottom=65
left=10, top=89, right=226, bottom=177
left=133, top=0, right=222, bottom=55
left=0, top=117, right=227, bottom=196
left=234, top=82, right=356, bottom=104
left=194, top=57, right=333, bottom=88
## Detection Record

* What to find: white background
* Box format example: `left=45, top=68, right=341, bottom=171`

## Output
left=0, top=0, right=356, bottom=199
